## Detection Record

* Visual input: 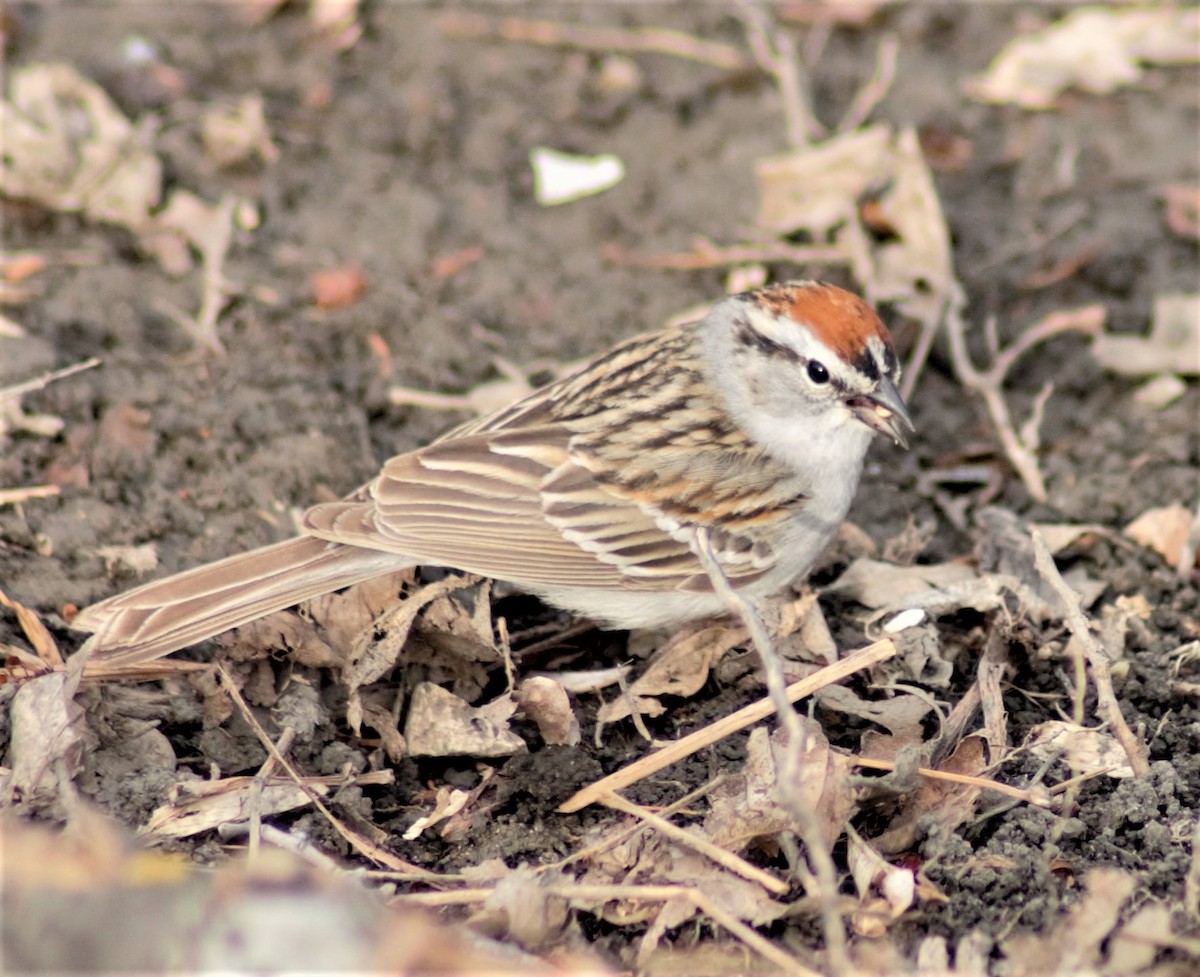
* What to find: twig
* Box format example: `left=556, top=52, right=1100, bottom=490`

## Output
left=155, top=194, right=237, bottom=354
left=945, top=305, right=1105, bottom=502
left=602, top=238, right=848, bottom=271
left=392, top=883, right=818, bottom=976
left=0, top=485, right=61, bottom=507
left=436, top=11, right=753, bottom=72
left=558, top=639, right=896, bottom=812
left=1030, top=531, right=1150, bottom=778
left=221, top=821, right=344, bottom=872
left=551, top=776, right=727, bottom=871
left=693, top=528, right=851, bottom=973
left=247, top=725, right=296, bottom=861
left=738, top=1, right=823, bottom=148
left=852, top=757, right=1050, bottom=808
left=900, top=290, right=954, bottom=403
left=0, top=357, right=101, bottom=403
left=602, top=792, right=789, bottom=895
left=214, top=664, right=441, bottom=876
left=837, top=34, right=899, bottom=134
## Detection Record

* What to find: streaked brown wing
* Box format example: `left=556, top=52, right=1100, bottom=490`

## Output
left=302, top=425, right=771, bottom=592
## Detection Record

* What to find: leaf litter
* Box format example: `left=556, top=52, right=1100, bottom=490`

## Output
left=1, top=5, right=1198, bottom=975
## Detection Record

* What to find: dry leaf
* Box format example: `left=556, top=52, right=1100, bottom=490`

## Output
left=471, top=866, right=569, bottom=949
left=0, top=63, right=236, bottom=275
left=1029, top=522, right=1112, bottom=554
left=0, top=63, right=162, bottom=225
left=402, top=785, right=470, bottom=841
left=596, top=620, right=746, bottom=725
left=1025, top=721, right=1134, bottom=779
left=201, top=94, right=277, bottom=168
left=966, top=7, right=1200, bottom=109
left=1124, top=504, right=1193, bottom=568
left=848, top=826, right=916, bottom=936
left=756, top=124, right=960, bottom=330
left=1106, top=904, right=1178, bottom=974
left=0, top=585, right=64, bottom=666
left=308, top=568, right=419, bottom=658
left=819, top=685, right=934, bottom=761
left=93, top=543, right=158, bottom=576
left=7, top=672, right=92, bottom=817
left=344, top=575, right=470, bottom=702
left=1092, top=293, right=1200, bottom=377
left=637, top=896, right=699, bottom=970
left=873, top=734, right=989, bottom=855
left=143, top=777, right=331, bottom=840
left=704, top=722, right=855, bottom=854
left=403, top=683, right=525, bottom=758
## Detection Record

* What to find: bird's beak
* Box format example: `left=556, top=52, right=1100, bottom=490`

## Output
left=848, top=375, right=914, bottom=448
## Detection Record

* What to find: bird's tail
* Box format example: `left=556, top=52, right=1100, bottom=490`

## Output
left=73, top=536, right=410, bottom=667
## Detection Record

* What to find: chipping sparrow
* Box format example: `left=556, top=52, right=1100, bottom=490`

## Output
left=75, top=281, right=912, bottom=664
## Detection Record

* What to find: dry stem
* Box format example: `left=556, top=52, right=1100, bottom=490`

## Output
left=558, top=639, right=895, bottom=812
left=601, top=792, right=789, bottom=895
left=436, top=12, right=752, bottom=71
left=214, top=664, right=440, bottom=875
left=738, top=1, right=822, bottom=148
left=693, top=528, right=851, bottom=973
left=1030, top=531, right=1150, bottom=778
left=945, top=305, right=1105, bottom=502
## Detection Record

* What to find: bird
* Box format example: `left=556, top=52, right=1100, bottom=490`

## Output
left=74, top=281, right=913, bottom=666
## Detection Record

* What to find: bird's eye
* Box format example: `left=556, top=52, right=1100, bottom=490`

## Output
left=807, top=360, right=830, bottom=384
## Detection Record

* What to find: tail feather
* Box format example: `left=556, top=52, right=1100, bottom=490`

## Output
left=74, top=536, right=411, bottom=666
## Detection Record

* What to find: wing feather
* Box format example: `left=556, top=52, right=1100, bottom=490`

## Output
left=301, top=417, right=776, bottom=592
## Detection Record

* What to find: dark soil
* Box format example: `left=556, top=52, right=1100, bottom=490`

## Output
left=2, top=4, right=1198, bottom=974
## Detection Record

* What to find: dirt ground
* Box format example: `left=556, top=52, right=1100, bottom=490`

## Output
left=1, top=4, right=1198, bottom=975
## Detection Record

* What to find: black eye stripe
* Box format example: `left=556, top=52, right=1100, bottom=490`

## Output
left=734, top=320, right=800, bottom=363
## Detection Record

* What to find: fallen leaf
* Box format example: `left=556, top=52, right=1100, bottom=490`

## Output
left=704, top=722, right=856, bottom=854
left=1092, top=293, right=1200, bottom=376
left=403, top=683, right=525, bottom=758
left=1124, top=504, right=1193, bottom=568
left=596, top=620, right=746, bottom=725
left=965, top=7, right=1200, bottom=109
left=756, top=124, right=961, bottom=331
left=8, top=672, right=92, bottom=818
left=848, top=826, right=916, bottom=936
left=873, top=735, right=989, bottom=854
left=402, top=785, right=470, bottom=840
left=1107, top=904, right=1178, bottom=974
left=1025, top=720, right=1134, bottom=778
left=470, top=866, right=569, bottom=949
left=144, top=778, right=331, bottom=840
left=93, top=543, right=158, bottom=576
left=201, top=94, right=277, bottom=168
